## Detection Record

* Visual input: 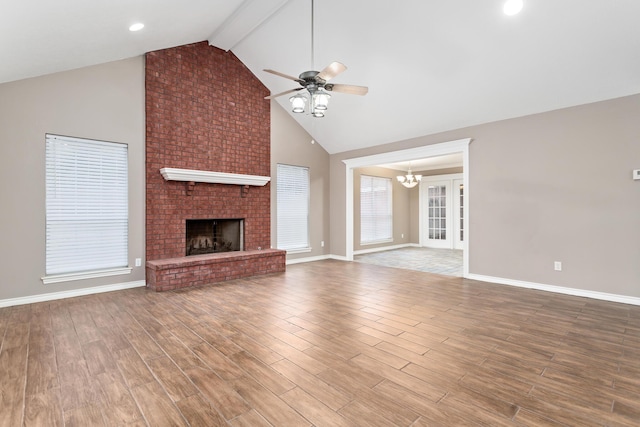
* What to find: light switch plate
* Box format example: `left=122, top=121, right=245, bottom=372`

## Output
left=634, top=169, right=640, bottom=180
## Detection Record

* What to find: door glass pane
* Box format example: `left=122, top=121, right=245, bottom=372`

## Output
left=428, top=185, right=447, bottom=240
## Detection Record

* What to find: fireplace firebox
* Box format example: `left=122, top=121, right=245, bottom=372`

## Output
left=186, top=219, right=244, bottom=256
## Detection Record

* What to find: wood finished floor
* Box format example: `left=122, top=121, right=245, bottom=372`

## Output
left=1, top=260, right=640, bottom=426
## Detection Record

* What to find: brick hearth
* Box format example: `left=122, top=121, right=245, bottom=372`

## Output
left=145, top=249, right=285, bottom=292
left=145, top=41, right=285, bottom=291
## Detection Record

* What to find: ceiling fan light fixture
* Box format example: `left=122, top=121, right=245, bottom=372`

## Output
left=289, top=94, right=307, bottom=113
left=312, top=90, right=331, bottom=111
left=263, top=0, right=368, bottom=119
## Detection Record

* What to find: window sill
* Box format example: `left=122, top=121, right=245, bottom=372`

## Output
left=282, top=247, right=312, bottom=255
left=360, top=239, right=394, bottom=246
left=42, top=267, right=133, bottom=285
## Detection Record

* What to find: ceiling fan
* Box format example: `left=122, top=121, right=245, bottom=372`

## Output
left=263, top=0, right=368, bottom=118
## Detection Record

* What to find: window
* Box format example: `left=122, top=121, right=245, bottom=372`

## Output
left=45, top=134, right=129, bottom=280
left=277, top=164, right=310, bottom=252
left=360, top=175, right=392, bottom=244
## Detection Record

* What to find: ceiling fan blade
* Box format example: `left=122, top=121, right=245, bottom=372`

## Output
left=264, top=88, right=303, bottom=100
left=325, top=83, right=368, bottom=96
left=263, top=69, right=302, bottom=83
left=316, top=62, right=347, bottom=82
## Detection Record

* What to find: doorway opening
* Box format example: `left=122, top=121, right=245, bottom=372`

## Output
left=343, top=138, right=471, bottom=277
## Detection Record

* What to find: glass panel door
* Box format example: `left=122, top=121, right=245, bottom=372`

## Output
left=424, top=182, right=452, bottom=248
left=419, top=173, right=463, bottom=250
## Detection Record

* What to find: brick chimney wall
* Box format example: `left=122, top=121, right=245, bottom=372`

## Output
left=145, top=41, right=271, bottom=262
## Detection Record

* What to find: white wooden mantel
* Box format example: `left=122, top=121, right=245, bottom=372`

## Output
left=160, top=167, right=270, bottom=186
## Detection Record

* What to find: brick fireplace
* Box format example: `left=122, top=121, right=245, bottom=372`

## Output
left=144, top=41, right=285, bottom=291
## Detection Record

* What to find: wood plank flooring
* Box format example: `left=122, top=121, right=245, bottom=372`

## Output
left=1, top=260, right=640, bottom=426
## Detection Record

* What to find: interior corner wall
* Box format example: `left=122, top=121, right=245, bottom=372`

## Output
left=331, top=93, right=640, bottom=298
left=270, top=102, right=330, bottom=260
left=0, top=57, right=146, bottom=300
left=353, top=166, right=411, bottom=252
left=145, top=42, right=271, bottom=261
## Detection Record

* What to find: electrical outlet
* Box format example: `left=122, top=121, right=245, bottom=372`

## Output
left=321, top=241, right=324, bottom=247
left=554, top=261, right=562, bottom=271
left=401, top=234, right=404, bottom=239
left=135, top=258, right=142, bottom=267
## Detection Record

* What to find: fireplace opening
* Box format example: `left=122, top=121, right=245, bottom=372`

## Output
left=186, top=219, right=244, bottom=256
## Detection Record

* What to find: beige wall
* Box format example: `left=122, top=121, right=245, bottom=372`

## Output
left=270, top=103, right=330, bottom=260
left=353, top=166, right=411, bottom=251
left=0, top=57, right=146, bottom=300
left=2, top=54, right=638, bottom=302
left=332, top=94, right=640, bottom=298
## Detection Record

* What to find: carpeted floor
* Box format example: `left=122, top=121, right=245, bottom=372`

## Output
left=354, top=246, right=463, bottom=276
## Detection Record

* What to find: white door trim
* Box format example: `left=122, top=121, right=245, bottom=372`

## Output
left=343, top=138, right=471, bottom=277
left=453, top=178, right=464, bottom=250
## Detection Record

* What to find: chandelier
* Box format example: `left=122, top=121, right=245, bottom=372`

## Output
left=397, top=168, right=422, bottom=188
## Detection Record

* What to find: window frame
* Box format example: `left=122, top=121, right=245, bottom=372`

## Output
left=42, top=134, right=131, bottom=284
left=276, top=163, right=311, bottom=253
left=360, top=174, right=393, bottom=245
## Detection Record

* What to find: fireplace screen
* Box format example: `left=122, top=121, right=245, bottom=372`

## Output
left=186, top=219, right=243, bottom=256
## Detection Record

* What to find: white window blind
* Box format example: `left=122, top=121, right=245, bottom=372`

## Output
left=45, top=134, right=128, bottom=276
left=277, top=164, right=310, bottom=251
left=360, top=175, right=392, bottom=244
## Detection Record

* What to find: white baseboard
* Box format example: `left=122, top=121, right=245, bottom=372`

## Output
left=0, top=280, right=146, bottom=308
left=288, top=246, right=425, bottom=265
left=286, top=255, right=332, bottom=265
left=286, top=254, right=357, bottom=264
left=466, top=274, right=640, bottom=306
left=354, top=243, right=416, bottom=256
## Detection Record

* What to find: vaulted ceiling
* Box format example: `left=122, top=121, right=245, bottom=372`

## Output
left=3, top=0, right=639, bottom=154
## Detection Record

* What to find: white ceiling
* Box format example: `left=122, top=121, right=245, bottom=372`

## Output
left=3, top=1, right=640, bottom=155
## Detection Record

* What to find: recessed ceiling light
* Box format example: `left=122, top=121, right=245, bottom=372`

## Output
left=129, top=23, right=145, bottom=32
left=503, top=0, right=524, bottom=16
